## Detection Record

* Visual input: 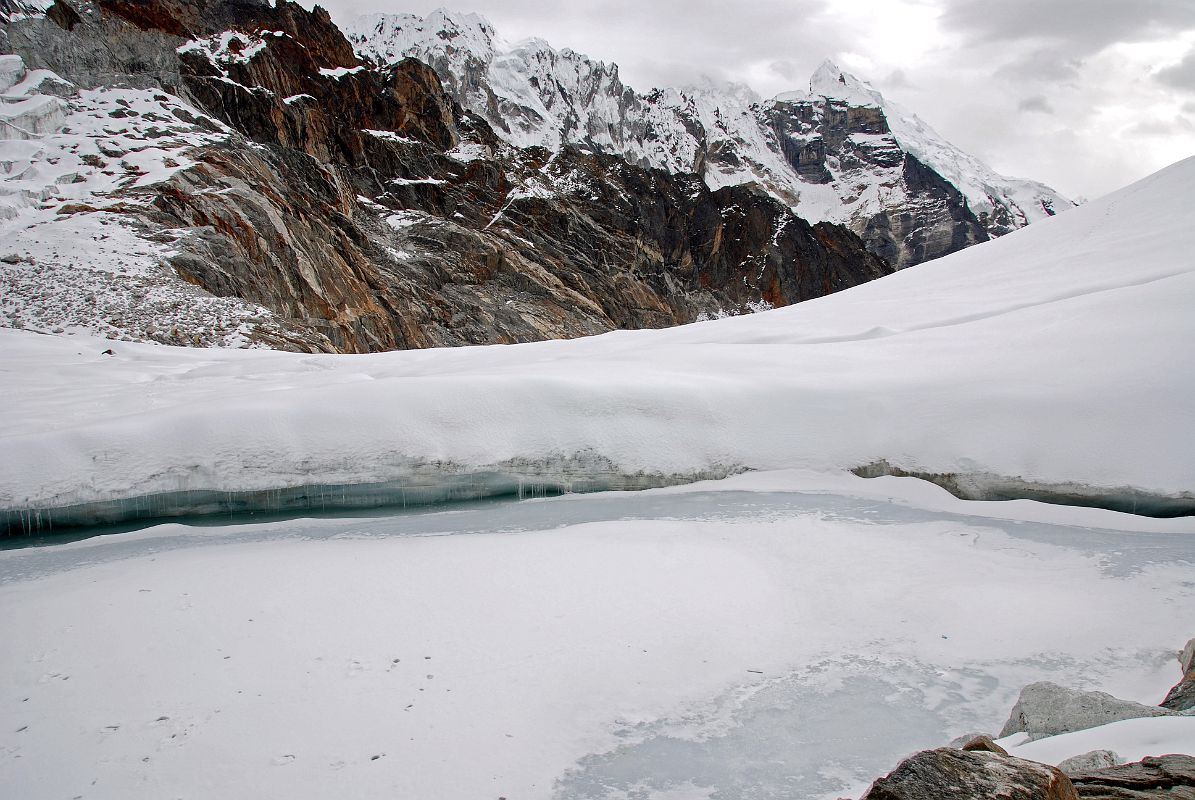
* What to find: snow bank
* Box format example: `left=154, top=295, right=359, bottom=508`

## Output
left=1, top=157, right=1193, bottom=521
left=1001, top=717, right=1195, bottom=768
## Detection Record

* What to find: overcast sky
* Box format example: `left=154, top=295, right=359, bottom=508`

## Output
left=306, top=0, right=1195, bottom=200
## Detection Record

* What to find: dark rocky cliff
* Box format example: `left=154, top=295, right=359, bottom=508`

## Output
left=2, top=0, right=892, bottom=352
left=762, top=96, right=989, bottom=269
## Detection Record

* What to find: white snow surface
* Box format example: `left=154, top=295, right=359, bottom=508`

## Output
left=1, top=155, right=1192, bottom=511
left=1000, top=717, right=1195, bottom=768
left=1, top=470, right=1192, bottom=799
left=343, top=12, right=1071, bottom=234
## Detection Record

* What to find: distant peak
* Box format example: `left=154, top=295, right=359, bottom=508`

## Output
left=808, top=60, right=883, bottom=107
left=425, top=7, right=495, bottom=36
left=679, top=75, right=760, bottom=104
left=347, top=9, right=497, bottom=63
left=814, top=59, right=844, bottom=79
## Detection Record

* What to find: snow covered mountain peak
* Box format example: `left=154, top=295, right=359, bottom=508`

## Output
left=777, top=58, right=1072, bottom=237
left=678, top=75, right=761, bottom=105
left=805, top=59, right=884, bottom=107
left=352, top=8, right=497, bottom=62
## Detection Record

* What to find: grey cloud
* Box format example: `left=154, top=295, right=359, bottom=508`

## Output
left=940, top=0, right=1195, bottom=55
left=1017, top=95, right=1054, bottom=114
left=994, top=49, right=1083, bottom=83
left=1184, top=101, right=1195, bottom=114
left=884, top=69, right=913, bottom=89
left=1127, top=116, right=1195, bottom=136
left=1156, top=48, right=1195, bottom=92
left=488, top=0, right=844, bottom=91
left=768, top=60, right=803, bottom=82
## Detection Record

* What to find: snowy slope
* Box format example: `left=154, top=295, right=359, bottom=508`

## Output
left=1, top=155, right=1191, bottom=517
left=344, top=11, right=1072, bottom=246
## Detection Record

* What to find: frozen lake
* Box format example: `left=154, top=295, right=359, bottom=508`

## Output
left=2, top=473, right=1193, bottom=799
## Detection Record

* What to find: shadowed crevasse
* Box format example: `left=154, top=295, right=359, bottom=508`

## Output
left=852, top=460, right=1195, bottom=518
left=0, top=461, right=745, bottom=538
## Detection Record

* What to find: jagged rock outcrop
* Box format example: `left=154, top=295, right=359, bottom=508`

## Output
left=757, top=90, right=989, bottom=268
left=860, top=748, right=1079, bottom=800
left=0, top=0, right=890, bottom=352
left=1000, top=682, right=1176, bottom=741
left=1161, top=638, right=1195, bottom=712
left=1068, top=755, right=1195, bottom=799
left=346, top=11, right=1073, bottom=270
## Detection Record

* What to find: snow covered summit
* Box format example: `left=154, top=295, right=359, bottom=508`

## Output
left=795, top=60, right=1071, bottom=234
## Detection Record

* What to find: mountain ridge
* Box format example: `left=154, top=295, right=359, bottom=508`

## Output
left=345, top=9, right=1074, bottom=267
left=0, top=0, right=890, bottom=352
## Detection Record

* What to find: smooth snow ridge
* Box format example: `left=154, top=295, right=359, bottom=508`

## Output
left=1, top=156, right=1191, bottom=527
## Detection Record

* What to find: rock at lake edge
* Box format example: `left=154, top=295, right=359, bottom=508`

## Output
left=860, top=747, right=1078, bottom=800
left=1161, top=637, right=1195, bottom=712
left=1000, top=682, right=1174, bottom=741
left=1181, top=639, right=1195, bottom=676
left=960, top=734, right=1010, bottom=755
left=1068, top=754, right=1195, bottom=799
left=1057, top=750, right=1121, bottom=774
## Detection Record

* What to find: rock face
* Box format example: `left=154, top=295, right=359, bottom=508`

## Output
left=1000, top=682, right=1176, bottom=741
left=346, top=11, right=1073, bottom=270
left=1161, top=638, right=1195, bottom=712
left=1, top=0, right=890, bottom=352
left=860, top=748, right=1079, bottom=800
left=1068, top=754, right=1195, bottom=799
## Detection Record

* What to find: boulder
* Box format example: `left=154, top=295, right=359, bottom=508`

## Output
left=1058, top=751, right=1121, bottom=774
left=860, top=748, right=1078, bottom=800
left=960, top=734, right=1009, bottom=755
left=949, top=731, right=992, bottom=747
left=1161, top=676, right=1195, bottom=712
left=1068, top=754, right=1195, bottom=798
left=1000, top=682, right=1173, bottom=740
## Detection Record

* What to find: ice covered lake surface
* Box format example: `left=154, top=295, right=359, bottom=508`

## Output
left=3, top=471, right=1193, bottom=800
